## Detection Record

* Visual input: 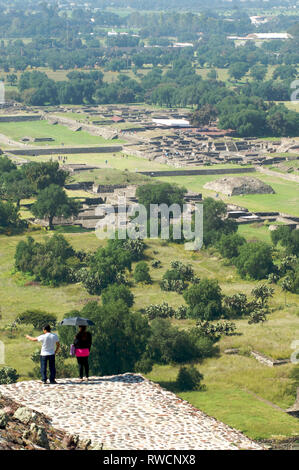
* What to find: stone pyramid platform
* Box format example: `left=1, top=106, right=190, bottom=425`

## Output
left=0, top=374, right=263, bottom=450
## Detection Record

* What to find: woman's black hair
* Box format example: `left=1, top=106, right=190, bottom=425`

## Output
left=76, top=325, right=87, bottom=340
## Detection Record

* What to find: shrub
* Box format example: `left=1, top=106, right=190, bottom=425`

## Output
left=174, top=305, right=188, bottom=319
left=248, top=308, right=268, bottom=325
left=108, top=238, right=146, bottom=261
left=223, top=293, right=249, bottom=318
left=170, top=260, right=195, bottom=281
left=0, top=366, right=19, bottom=384
left=146, top=318, right=216, bottom=365
left=122, top=238, right=146, bottom=261
left=134, top=261, right=152, bottom=284
left=176, top=366, right=204, bottom=391
left=217, top=233, right=246, bottom=259
left=183, top=279, right=223, bottom=320
left=194, top=320, right=237, bottom=341
left=83, top=244, right=132, bottom=294
left=160, top=278, right=187, bottom=294
left=17, top=310, right=57, bottom=330
left=236, top=241, right=275, bottom=280
left=251, top=284, right=274, bottom=307
left=152, top=260, right=162, bottom=269
left=144, top=302, right=175, bottom=320
left=267, top=273, right=280, bottom=284
left=14, top=234, right=75, bottom=286
left=102, top=284, right=134, bottom=308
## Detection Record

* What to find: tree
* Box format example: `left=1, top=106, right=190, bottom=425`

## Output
left=273, top=65, right=297, bottom=81
left=81, top=301, right=151, bottom=376
left=251, top=284, right=274, bottom=308
left=23, top=161, right=68, bottom=192
left=176, top=365, right=204, bottom=391
left=0, top=200, right=24, bottom=234
left=236, top=242, right=275, bottom=280
left=228, top=62, right=249, bottom=80
left=17, top=310, right=57, bottom=329
left=136, top=182, right=187, bottom=212
left=0, top=170, right=33, bottom=208
left=31, top=184, right=80, bottom=230
left=134, top=261, right=152, bottom=284
left=189, top=104, right=217, bottom=127
left=0, top=156, right=17, bottom=174
left=202, top=198, right=237, bottom=247
left=0, top=366, right=19, bottom=384
left=102, top=284, right=134, bottom=308
left=6, top=73, right=17, bottom=86
left=183, top=279, right=223, bottom=320
left=250, top=65, right=267, bottom=81
left=83, top=243, right=132, bottom=295
left=145, top=318, right=213, bottom=365
left=217, top=233, right=246, bottom=259
left=15, top=234, right=76, bottom=286
left=271, top=226, right=299, bottom=257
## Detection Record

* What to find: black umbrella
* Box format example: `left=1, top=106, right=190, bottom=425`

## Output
left=59, top=317, right=95, bottom=326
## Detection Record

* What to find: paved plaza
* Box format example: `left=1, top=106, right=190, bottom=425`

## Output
left=0, top=374, right=263, bottom=450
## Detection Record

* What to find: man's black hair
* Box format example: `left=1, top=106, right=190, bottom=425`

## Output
left=43, top=324, right=51, bottom=332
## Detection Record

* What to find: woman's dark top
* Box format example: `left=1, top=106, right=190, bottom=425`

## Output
left=74, top=331, right=92, bottom=350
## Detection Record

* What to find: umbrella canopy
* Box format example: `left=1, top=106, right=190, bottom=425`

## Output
left=59, top=317, right=95, bottom=326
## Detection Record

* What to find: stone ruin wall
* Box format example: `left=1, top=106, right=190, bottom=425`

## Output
left=0, top=115, right=42, bottom=122
left=139, top=167, right=256, bottom=177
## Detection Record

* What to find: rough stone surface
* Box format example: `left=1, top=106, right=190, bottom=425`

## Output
left=0, top=395, right=90, bottom=450
left=0, top=374, right=263, bottom=450
left=251, top=351, right=290, bottom=367
left=28, top=423, right=50, bottom=449
left=13, top=407, right=37, bottom=425
left=204, top=176, right=275, bottom=196
left=0, top=411, right=8, bottom=429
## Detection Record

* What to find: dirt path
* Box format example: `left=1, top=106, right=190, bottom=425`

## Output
left=0, top=133, right=28, bottom=148
left=256, top=166, right=299, bottom=184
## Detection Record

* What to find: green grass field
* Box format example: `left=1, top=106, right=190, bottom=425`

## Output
left=158, top=172, right=299, bottom=217
left=1, top=232, right=298, bottom=440
left=0, top=120, right=125, bottom=147
left=25, top=151, right=170, bottom=173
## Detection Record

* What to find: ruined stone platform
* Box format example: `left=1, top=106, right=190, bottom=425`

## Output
left=0, top=374, right=263, bottom=450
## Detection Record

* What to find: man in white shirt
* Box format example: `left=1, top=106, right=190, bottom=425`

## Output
left=26, top=324, right=60, bottom=384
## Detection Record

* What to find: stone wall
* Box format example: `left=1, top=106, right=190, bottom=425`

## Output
left=0, top=115, right=41, bottom=122
left=138, top=167, right=256, bottom=177
left=7, top=146, right=122, bottom=156
left=251, top=351, right=290, bottom=367
left=93, top=184, right=127, bottom=193
left=64, top=182, right=93, bottom=191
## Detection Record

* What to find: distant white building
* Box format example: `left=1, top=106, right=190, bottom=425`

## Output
left=250, top=16, right=269, bottom=26
left=172, top=42, right=194, bottom=48
left=152, top=118, right=191, bottom=128
left=228, top=32, right=292, bottom=41
left=248, top=32, right=292, bottom=40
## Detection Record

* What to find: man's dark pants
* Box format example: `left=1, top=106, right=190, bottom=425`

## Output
left=40, top=354, right=56, bottom=383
